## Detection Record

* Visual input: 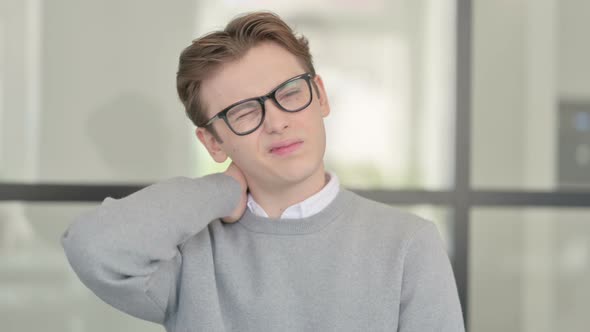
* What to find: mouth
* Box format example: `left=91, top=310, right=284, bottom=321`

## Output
left=269, top=139, right=304, bottom=156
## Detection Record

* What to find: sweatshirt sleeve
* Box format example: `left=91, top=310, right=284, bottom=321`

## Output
left=398, top=221, right=466, bottom=332
left=61, top=173, right=241, bottom=324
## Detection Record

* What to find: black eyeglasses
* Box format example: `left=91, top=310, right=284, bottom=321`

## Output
left=202, top=73, right=314, bottom=136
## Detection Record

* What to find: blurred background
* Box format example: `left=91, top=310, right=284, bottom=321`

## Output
left=0, top=0, right=589, bottom=331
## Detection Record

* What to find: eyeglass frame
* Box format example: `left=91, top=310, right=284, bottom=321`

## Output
left=201, top=72, right=315, bottom=136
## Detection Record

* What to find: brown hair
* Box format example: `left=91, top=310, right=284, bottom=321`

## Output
left=176, top=11, right=316, bottom=133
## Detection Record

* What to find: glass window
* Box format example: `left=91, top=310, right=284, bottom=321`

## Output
left=470, top=207, right=590, bottom=332
left=471, top=0, right=590, bottom=190
left=0, top=1, right=199, bottom=184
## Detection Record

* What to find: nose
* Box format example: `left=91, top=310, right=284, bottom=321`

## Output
left=262, top=99, right=289, bottom=134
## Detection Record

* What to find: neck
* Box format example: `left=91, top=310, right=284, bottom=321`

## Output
left=247, top=165, right=327, bottom=219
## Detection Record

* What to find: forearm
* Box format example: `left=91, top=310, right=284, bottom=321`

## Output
left=61, top=173, right=240, bottom=322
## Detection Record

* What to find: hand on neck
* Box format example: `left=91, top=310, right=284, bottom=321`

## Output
left=247, top=166, right=328, bottom=219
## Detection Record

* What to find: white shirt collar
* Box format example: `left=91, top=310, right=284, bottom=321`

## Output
left=246, top=172, right=340, bottom=219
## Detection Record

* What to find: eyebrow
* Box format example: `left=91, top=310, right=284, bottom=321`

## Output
left=221, top=73, right=306, bottom=112
left=281, top=80, right=298, bottom=87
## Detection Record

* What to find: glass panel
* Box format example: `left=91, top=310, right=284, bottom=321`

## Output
left=472, top=0, right=590, bottom=190
left=0, top=0, right=456, bottom=190
left=0, top=1, right=199, bottom=184
left=470, top=207, right=590, bottom=332
left=0, top=201, right=161, bottom=331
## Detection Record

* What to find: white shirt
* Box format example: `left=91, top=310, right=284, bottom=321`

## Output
left=246, top=172, right=340, bottom=219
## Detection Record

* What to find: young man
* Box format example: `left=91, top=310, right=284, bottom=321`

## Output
left=62, top=12, right=465, bottom=332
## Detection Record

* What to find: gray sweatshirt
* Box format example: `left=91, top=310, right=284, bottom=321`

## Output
left=61, top=173, right=465, bottom=331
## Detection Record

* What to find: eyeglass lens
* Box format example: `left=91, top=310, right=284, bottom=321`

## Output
left=225, top=77, right=311, bottom=134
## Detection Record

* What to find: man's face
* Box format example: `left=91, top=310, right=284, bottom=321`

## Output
left=197, top=42, right=330, bottom=190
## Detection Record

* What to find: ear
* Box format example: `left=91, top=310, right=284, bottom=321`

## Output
left=196, top=127, right=228, bottom=163
left=313, top=75, right=330, bottom=117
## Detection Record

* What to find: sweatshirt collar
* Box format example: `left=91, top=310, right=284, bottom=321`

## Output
left=246, top=172, right=340, bottom=219
left=237, top=189, right=354, bottom=235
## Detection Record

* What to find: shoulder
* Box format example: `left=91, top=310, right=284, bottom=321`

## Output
left=345, top=189, right=432, bottom=227
left=342, top=189, right=438, bottom=244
